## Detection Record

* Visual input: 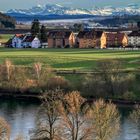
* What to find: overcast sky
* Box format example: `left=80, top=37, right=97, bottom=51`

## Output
left=1, top=0, right=140, bottom=11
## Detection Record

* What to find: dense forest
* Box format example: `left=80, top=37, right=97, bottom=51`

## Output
left=0, top=12, right=16, bottom=28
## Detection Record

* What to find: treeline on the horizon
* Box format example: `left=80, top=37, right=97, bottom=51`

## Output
left=0, top=12, right=16, bottom=29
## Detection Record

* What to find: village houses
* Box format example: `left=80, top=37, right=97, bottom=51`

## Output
left=47, top=30, right=75, bottom=48
left=101, top=32, right=128, bottom=48
left=127, top=30, right=140, bottom=47
left=12, top=34, right=26, bottom=48
left=11, top=34, right=41, bottom=48
left=77, top=30, right=103, bottom=48
left=8, top=29, right=140, bottom=49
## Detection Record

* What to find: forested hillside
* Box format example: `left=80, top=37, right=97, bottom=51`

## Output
left=0, top=12, right=16, bottom=28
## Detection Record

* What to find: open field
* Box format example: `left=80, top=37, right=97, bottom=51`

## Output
left=0, top=34, right=13, bottom=43
left=0, top=48, right=140, bottom=70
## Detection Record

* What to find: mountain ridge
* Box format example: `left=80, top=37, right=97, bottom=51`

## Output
left=6, top=4, right=140, bottom=17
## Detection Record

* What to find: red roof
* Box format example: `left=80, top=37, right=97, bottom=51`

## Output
left=15, top=34, right=25, bottom=39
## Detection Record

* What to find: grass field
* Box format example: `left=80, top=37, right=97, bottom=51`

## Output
left=0, top=34, right=13, bottom=43
left=0, top=48, right=140, bottom=70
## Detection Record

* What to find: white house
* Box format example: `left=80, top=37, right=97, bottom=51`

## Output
left=128, top=31, right=140, bottom=47
left=22, top=35, right=41, bottom=48
left=12, top=34, right=25, bottom=48
left=11, top=34, right=41, bottom=48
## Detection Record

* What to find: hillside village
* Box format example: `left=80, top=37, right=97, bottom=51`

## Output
left=6, top=29, right=140, bottom=49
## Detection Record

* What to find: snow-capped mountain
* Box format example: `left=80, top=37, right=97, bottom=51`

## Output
left=91, top=4, right=140, bottom=16
left=6, top=4, right=140, bottom=17
left=7, top=4, right=92, bottom=16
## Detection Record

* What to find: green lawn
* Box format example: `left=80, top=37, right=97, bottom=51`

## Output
left=0, top=34, right=13, bottom=43
left=0, top=48, right=140, bottom=70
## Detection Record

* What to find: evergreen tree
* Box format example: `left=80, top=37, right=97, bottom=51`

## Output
left=40, top=25, right=47, bottom=42
left=137, top=21, right=140, bottom=29
left=31, top=19, right=40, bottom=36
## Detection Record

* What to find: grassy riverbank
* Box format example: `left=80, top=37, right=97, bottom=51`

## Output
left=0, top=48, right=140, bottom=70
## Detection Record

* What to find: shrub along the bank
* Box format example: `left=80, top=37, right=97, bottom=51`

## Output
left=82, top=60, right=137, bottom=99
left=0, top=60, right=70, bottom=94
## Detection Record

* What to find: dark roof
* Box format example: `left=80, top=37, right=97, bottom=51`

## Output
left=128, top=30, right=140, bottom=37
left=77, top=30, right=103, bottom=39
left=105, top=32, right=126, bottom=41
left=48, top=30, right=72, bottom=39
left=23, top=35, right=36, bottom=42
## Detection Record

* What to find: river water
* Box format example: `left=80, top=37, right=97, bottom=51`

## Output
left=0, top=99, right=139, bottom=140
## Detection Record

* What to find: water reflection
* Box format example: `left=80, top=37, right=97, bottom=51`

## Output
left=0, top=99, right=39, bottom=139
left=0, top=99, right=139, bottom=140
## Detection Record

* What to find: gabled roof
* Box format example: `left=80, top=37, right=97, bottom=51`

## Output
left=77, top=30, right=103, bottom=39
left=48, top=30, right=72, bottom=39
left=105, top=32, right=126, bottom=41
left=128, top=30, right=140, bottom=37
left=23, top=35, right=36, bottom=42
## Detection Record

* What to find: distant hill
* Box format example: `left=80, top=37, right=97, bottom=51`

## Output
left=0, top=12, right=16, bottom=28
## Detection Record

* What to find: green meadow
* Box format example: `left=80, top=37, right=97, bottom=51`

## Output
left=0, top=48, right=140, bottom=71
left=0, top=34, right=13, bottom=43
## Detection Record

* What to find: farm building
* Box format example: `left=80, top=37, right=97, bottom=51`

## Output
left=127, top=30, right=140, bottom=47
left=22, top=35, right=41, bottom=48
left=77, top=30, right=103, bottom=48
left=11, top=34, right=41, bottom=48
left=47, top=30, right=75, bottom=48
left=101, top=32, right=128, bottom=48
left=12, top=34, right=26, bottom=48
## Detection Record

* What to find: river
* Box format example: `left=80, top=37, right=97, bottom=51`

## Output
left=0, top=99, right=139, bottom=140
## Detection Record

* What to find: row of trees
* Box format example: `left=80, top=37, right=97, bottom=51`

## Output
left=1, top=90, right=139, bottom=140
left=33, top=90, right=120, bottom=140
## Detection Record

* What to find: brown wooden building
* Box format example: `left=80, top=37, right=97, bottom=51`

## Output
left=77, top=30, right=103, bottom=48
left=101, top=32, right=128, bottom=48
left=47, top=30, right=75, bottom=48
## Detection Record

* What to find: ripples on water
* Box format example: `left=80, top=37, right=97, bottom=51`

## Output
left=0, top=99, right=139, bottom=140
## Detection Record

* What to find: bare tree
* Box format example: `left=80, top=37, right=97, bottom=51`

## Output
left=33, top=62, right=54, bottom=89
left=0, top=60, right=28, bottom=92
left=85, top=99, right=120, bottom=140
left=59, top=91, right=93, bottom=140
left=0, top=117, right=10, bottom=140
left=33, top=89, right=64, bottom=140
left=129, top=105, right=140, bottom=124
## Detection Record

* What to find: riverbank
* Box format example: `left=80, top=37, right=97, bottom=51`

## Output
left=0, top=92, right=140, bottom=106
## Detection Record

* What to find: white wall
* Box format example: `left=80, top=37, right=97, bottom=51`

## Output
left=31, top=37, right=41, bottom=48
left=128, top=36, right=140, bottom=46
left=12, top=37, right=22, bottom=48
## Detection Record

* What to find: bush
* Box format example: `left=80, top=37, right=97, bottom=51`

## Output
left=122, top=91, right=136, bottom=100
left=47, top=76, right=70, bottom=90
